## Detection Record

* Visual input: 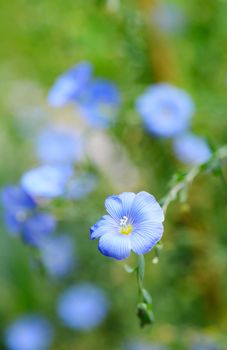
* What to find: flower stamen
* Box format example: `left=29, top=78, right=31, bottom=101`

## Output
left=120, top=216, right=133, bottom=235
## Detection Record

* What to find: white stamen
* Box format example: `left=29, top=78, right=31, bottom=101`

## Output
left=120, top=216, right=128, bottom=227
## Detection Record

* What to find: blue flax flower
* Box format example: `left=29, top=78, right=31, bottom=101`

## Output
left=173, top=132, right=211, bottom=165
left=79, top=79, right=121, bottom=128
left=1, top=185, right=36, bottom=234
left=21, top=165, right=73, bottom=198
left=36, top=127, right=83, bottom=166
left=125, top=341, right=168, bottom=350
left=22, top=213, right=56, bottom=246
left=57, top=283, right=108, bottom=330
left=151, top=3, right=185, bottom=35
left=91, top=191, right=164, bottom=260
left=136, top=83, right=194, bottom=137
left=1, top=185, right=56, bottom=246
left=190, top=339, right=219, bottom=350
left=5, top=314, right=53, bottom=350
left=40, top=234, right=76, bottom=278
left=48, top=62, right=92, bottom=107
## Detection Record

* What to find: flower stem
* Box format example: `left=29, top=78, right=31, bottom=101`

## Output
left=136, top=254, right=154, bottom=327
left=161, top=145, right=227, bottom=214
left=128, top=145, right=227, bottom=327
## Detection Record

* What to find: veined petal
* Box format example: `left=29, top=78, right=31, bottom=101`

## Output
left=118, top=192, right=136, bottom=217
left=105, top=195, right=123, bottom=221
left=130, top=221, right=163, bottom=255
left=131, top=191, right=164, bottom=224
left=98, top=233, right=131, bottom=260
left=90, top=215, right=117, bottom=240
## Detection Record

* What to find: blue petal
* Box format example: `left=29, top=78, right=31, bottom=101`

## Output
left=105, top=195, right=123, bottom=221
left=1, top=185, right=36, bottom=212
left=40, top=235, right=76, bottom=278
left=131, top=191, right=164, bottom=224
left=5, top=315, right=53, bottom=350
left=21, top=165, right=73, bottom=198
left=36, top=127, right=83, bottom=166
left=173, top=132, right=211, bottom=165
left=98, top=233, right=131, bottom=260
left=118, top=192, right=136, bottom=217
left=136, top=83, right=194, bottom=138
left=90, top=215, right=117, bottom=240
left=48, top=62, right=92, bottom=107
left=130, top=221, right=163, bottom=254
left=22, top=213, right=56, bottom=246
left=105, top=192, right=136, bottom=222
left=3, top=211, right=23, bottom=235
left=78, top=79, right=121, bottom=128
left=57, top=283, right=108, bottom=330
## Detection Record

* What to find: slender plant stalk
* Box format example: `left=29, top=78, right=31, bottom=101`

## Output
left=134, top=144, right=227, bottom=326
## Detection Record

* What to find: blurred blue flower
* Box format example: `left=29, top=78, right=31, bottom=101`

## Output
left=173, top=132, right=211, bottom=165
left=36, top=127, right=83, bottom=166
left=21, top=165, right=73, bottom=198
left=151, top=3, right=186, bottom=35
left=48, top=62, right=92, bottom=107
left=1, top=186, right=56, bottom=246
left=65, top=172, right=97, bottom=200
left=22, top=213, right=56, bottom=246
left=190, top=339, right=219, bottom=350
left=57, top=283, right=108, bottom=330
left=40, top=234, right=76, bottom=278
left=2, top=185, right=36, bottom=212
left=5, top=314, right=53, bottom=350
left=1, top=185, right=37, bottom=235
left=91, top=191, right=164, bottom=260
left=136, top=83, right=194, bottom=137
left=125, top=341, right=168, bottom=350
left=79, top=79, right=121, bottom=128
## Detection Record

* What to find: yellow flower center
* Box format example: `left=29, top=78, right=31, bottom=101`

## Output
left=120, top=224, right=133, bottom=235
left=119, top=216, right=133, bottom=235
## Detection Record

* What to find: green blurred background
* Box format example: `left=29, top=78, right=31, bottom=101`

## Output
left=0, top=0, right=227, bottom=349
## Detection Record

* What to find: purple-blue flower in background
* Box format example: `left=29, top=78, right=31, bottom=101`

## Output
left=1, top=185, right=36, bottom=234
left=125, top=341, right=168, bottom=350
left=48, top=62, right=92, bottom=107
left=65, top=172, right=97, bottom=200
left=151, top=3, right=186, bottom=35
left=173, top=132, right=211, bottom=165
left=22, top=213, right=56, bottom=247
left=190, top=339, right=219, bottom=350
left=40, top=234, right=76, bottom=278
left=36, top=127, right=83, bottom=166
left=57, top=283, right=108, bottom=330
left=91, top=191, right=164, bottom=260
left=21, top=165, right=73, bottom=198
left=79, top=79, right=121, bottom=128
left=136, top=83, right=194, bottom=137
left=1, top=185, right=56, bottom=246
left=5, top=314, right=53, bottom=350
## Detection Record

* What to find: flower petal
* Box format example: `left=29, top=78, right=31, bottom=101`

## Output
left=98, top=233, right=131, bottom=260
left=118, top=192, right=136, bottom=217
left=130, top=221, right=163, bottom=255
left=105, top=195, right=123, bottom=221
left=90, top=215, right=117, bottom=240
left=22, top=213, right=56, bottom=246
left=131, top=191, right=164, bottom=224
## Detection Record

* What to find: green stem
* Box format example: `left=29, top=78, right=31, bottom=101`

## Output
left=137, top=254, right=145, bottom=293
left=130, top=145, right=227, bottom=327
left=161, top=145, right=227, bottom=214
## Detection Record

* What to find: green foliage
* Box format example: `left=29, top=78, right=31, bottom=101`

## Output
left=0, top=0, right=227, bottom=349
